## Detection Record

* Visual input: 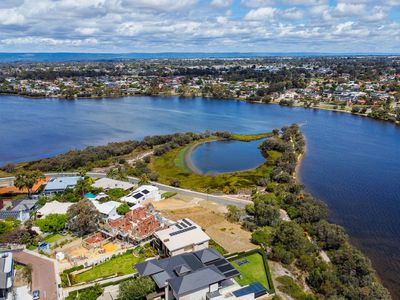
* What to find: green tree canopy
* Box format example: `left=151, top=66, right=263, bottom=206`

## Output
left=67, top=199, right=101, bottom=236
left=119, top=276, right=156, bottom=300
left=35, top=214, right=67, bottom=233
left=117, top=203, right=130, bottom=215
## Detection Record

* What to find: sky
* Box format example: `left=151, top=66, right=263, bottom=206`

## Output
left=0, top=0, right=399, bottom=53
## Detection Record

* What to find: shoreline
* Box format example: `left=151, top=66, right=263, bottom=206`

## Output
left=1, top=93, right=399, bottom=126
left=183, top=138, right=268, bottom=176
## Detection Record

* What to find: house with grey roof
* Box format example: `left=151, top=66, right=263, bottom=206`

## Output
left=43, top=176, right=83, bottom=195
left=0, top=199, right=38, bottom=223
left=136, top=248, right=258, bottom=300
left=0, top=252, right=14, bottom=300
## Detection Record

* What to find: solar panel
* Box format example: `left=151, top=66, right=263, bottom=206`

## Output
left=232, top=282, right=266, bottom=298
left=180, top=222, right=188, bottom=228
left=182, top=219, right=192, bottom=226
left=142, top=189, right=150, bottom=194
left=219, top=264, right=234, bottom=273
left=224, top=269, right=241, bottom=278
left=213, top=259, right=228, bottom=266
left=170, top=226, right=196, bottom=236
left=176, top=224, right=183, bottom=229
left=133, top=193, right=143, bottom=199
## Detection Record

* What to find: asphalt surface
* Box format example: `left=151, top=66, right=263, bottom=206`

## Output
left=13, top=251, right=58, bottom=300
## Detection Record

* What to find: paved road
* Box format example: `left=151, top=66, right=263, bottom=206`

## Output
left=44, top=172, right=252, bottom=208
left=13, top=251, right=58, bottom=300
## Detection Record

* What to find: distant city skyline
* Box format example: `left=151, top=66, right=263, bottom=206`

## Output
left=0, top=0, right=399, bottom=53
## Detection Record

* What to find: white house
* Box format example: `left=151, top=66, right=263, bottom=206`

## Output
left=36, top=201, right=74, bottom=218
left=90, top=200, right=122, bottom=220
left=91, top=178, right=134, bottom=191
left=121, top=185, right=161, bottom=205
left=154, top=218, right=210, bottom=257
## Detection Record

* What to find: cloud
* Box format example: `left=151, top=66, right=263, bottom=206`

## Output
left=281, top=8, right=304, bottom=19
left=0, top=8, right=25, bottom=25
left=241, top=0, right=275, bottom=8
left=211, top=0, right=233, bottom=8
left=0, top=0, right=398, bottom=53
left=245, top=7, right=277, bottom=20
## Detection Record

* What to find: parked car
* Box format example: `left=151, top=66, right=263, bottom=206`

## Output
left=33, top=290, right=40, bottom=300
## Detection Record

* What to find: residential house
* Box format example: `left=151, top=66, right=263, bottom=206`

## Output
left=121, top=185, right=161, bottom=205
left=43, top=176, right=82, bottom=195
left=90, top=200, right=122, bottom=220
left=106, top=204, right=161, bottom=243
left=135, top=248, right=259, bottom=300
left=91, top=178, right=134, bottom=191
left=0, top=199, right=38, bottom=223
left=0, top=177, right=49, bottom=196
left=154, top=219, right=210, bottom=257
left=0, top=252, right=14, bottom=300
left=36, top=201, right=74, bottom=218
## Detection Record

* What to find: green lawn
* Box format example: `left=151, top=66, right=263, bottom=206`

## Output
left=231, top=132, right=273, bottom=142
left=232, top=253, right=270, bottom=290
left=73, top=252, right=145, bottom=283
left=42, top=233, right=64, bottom=244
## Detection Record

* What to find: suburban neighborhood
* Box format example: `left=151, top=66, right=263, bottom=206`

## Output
left=0, top=173, right=273, bottom=300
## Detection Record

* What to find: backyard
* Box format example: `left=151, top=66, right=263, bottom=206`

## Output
left=73, top=250, right=147, bottom=284
left=231, top=252, right=271, bottom=290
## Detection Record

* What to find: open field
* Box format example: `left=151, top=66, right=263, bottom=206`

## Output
left=150, top=140, right=280, bottom=192
left=151, top=196, right=257, bottom=253
left=231, top=253, right=270, bottom=290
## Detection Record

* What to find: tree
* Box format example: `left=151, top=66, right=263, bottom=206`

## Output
left=67, top=199, right=101, bottom=236
left=14, top=170, right=45, bottom=197
left=117, top=203, right=130, bottom=215
left=76, top=284, right=103, bottom=300
left=138, top=174, right=150, bottom=185
left=253, top=199, right=280, bottom=227
left=119, top=276, right=156, bottom=300
left=226, top=205, right=242, bottom=223
left=35, top=214, right=68, bottom=233
left=311, top=220, right=347, bottom=250
left=251, top=226, right=274, bottom=246
left=22, top=264, right=33, bottom=289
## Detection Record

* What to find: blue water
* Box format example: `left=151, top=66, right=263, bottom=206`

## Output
left=0, top=95, right=400, bottom=296
left=191, top=139, right=266, bottom=174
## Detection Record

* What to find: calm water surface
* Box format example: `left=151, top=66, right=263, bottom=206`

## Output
left=1, top=96, right=400, bottom=296
left=191, top=139, right=266, bottom=174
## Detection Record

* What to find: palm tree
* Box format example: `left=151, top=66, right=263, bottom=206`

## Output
left=138, top=174, right=150, bottom=185
left=14, top=170, right=45, bottom=198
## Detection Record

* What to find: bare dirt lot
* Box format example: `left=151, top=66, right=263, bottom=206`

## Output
left=150, top=196, right=257, bottom=253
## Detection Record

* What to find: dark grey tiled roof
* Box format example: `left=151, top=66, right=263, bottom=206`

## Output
left=169, top=265, right=226, bottom=297
left=193, top=248, right=221, bottom=264
left=135, top=248, right=240, bottom=295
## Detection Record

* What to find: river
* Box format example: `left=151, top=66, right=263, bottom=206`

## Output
left=1, top=95, right=399, bottom=296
